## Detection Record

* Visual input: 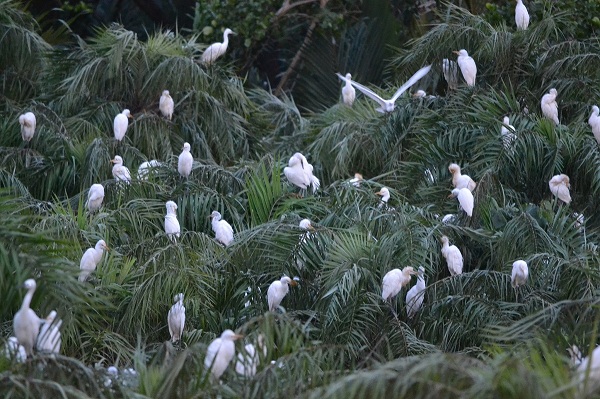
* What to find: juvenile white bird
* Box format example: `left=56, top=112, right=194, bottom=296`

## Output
left=349, top=173, right=363, bottom=187
left=235, top=335, right=267, bottom=377
left=137, top=160, right=161, bottom=180
left=4, top=337, right=27, bottom=362
left=283, top=152, right=320, bottom=193
left=441, top=236, right=463, bottom=276
left=511, top=260, right=529, bottom=288
left=159, top=90, right=174, bottom=120
left=79, top=239, right=109, bottom=282
left=376, top=187, right=391, bottom=204
left=204, top=329, right=243, bottom=380
left=448, top=163, right=476, bottom=192
left=13, top=279, right=41, bottom=357
left=336, top=65, right=432, bottom=113
left=341, top=73, right=356, bottom=106
left=113, top=109, right=132, bottom=141
left=549, top=174, right=571, bottom=204
left=454, top=49, right=477, bottom=87
left=449, top=187, right=474, bottom=217
left=381, top=266, right=418, bottom=301
left=164, top=201, right=181, bottom=241
left=178, top=143, right=193, bottom=178
left=111, top=155, right=131, bottom=184
left=541, top=88, right=559, bottom=125
left=405, top=267, right=426, bottom=318
left=86, top=183, right=105, bottom=213
left=36, top=310, right=61, bottom=354
left=19, top=112, right=36, bottom=142
left=201, top=28, right=235, bottom=65
left=167, top=293, right=185, bottom=343
left=442, top=58, right=459, bottom=90
left=515, top=0, right=530, bottom=30
left=501, top=116, right=517, bottom=148
left=210, top=211, right=234, bottom=246
left=589, top=105, right=600, bottom=145
left=267, top=276, right=297, bottom=311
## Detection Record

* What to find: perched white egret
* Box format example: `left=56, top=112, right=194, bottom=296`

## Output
left=167, top=293, right=185, bottom=343
left=159, top=90, right=174, bottom=120
left=589, top=105, right=600, bottom=145
left=381, top=267, right=418, bottom=301
left=571, top=344, right=600, bottom=395
left=201, top=28, right=235, bottom=65
left=267, top=276, right=297, bottom=311
left=79, top=239, right=109, bottom=282
left=441, top=214, right=456, bottom=224
left=283, top=152, right=320, bottom=193
left=113, top=109, right=132, bottom=141
left=111, top=156, right=131, bottom=184
left=86, top=183, right=105, bottom=213
left=19, top=112, right=36, bottom=142
left=341, top=73, right=356, bottom=106
left=349, top=173, right=363, bottom=187
left=137, top=160, right=161, bottom=180
left=454, top=49, right=477, bottom=87
left=501, top=116, right=517, bottom=148
left=13, top=279, right=41, bottom=357
left=178, top=143, right=193, bottom=178
left=449, top=188, right=474, bottom=217
left=442, top=59, right=459, bottom=90
left=541, top=88, right=559, bottom=125
left=405, top=267, right=426, bottom=318
left=210, top=211, right=234, bottom=246
left=36, top=310, right=61, bottom=354
left=448, top=163, right=476, bottom=192
left=4, top=337, right=27, bottom=362
left=441, top=236, right=463, bottom=276
left=376, top=187, right=391, bottom=205
left=165, top=201, right=181, bottom=241
left=336, top=65, right=431, bottom=113
left=515, top=0, right=530, bottom=30
left=204, top=329, right=243, bottom=380
left=511, top=260, right=529, bottom=288
left=549, top=174, right=571, bottom=204
left=235, top=335, right=267, bottom=377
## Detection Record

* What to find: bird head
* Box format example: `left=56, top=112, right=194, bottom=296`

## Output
left=354, top=173, right=363, bottom=180
left=440, top=235, right=450, bottom=245
left=413, top=90, right=426, bottom=98
left=97, top=239, right=110, bottom=251
left=111, top=156, right=123, bottom=165
left=123, top=109, right=133, bottom=119
left=222, top=329, right=243, bottom=340
left=376, top=187, right=390, bottom=197
left=448, top=188, right=460, bottom=198
left=448, top=163, right=460, bottom=175
left=209, top=211, right=222, bottom=220
left=174, top=293, right=184, bottom=302
left=299, top=218, right=314, bottom=231
left=162, top=90, right=170, bottom=97
left=183, top=142, right=191, bottom=151
left=453, top=49, right=468, bottom=56
left=549, top=88, right=557, bottom=96
left=23, top=279, right=36, bottom=290
left=166, top=201, right=178, bottom=212
left=593, top=105, right=599, bottom=114
left=345, top=73, right=352, bottom=80
left=281, top=276, right=297, bottom=286
left=224, top=28, right=236, bottom=36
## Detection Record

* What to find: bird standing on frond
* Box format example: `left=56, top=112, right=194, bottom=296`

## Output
left=201, top=28, right=235, bottom=65
left=235, top=335, right=267, bottom=377
left=113, top=109, right=132, bottom=141
left=86, top=183, right=105, bottom=213
left=441, top=236, right=463, bottom=276
left=267, top=276, right=297, bottom=311
left=454, top=49, right=477, bottom=86
left=381, top=267, right=418, bottom=301
left=137, top=160, right=161, bottom=180
left=204, top=329, right=243, bottom=380
left=159, top=90, right=174, bottom=120
left=13, top=279, right=41, bottom=357
left=178, top=143, right=193, bottom=178
left=448, top=163, right=476, bottom=192
left=376, top=187, right=391, bottom=209
left=36, top=310, right=62, bottom=354
left=111, top=156, right=131, bottom=184
left=283, top=152, right=320, bottom=194
left=442, top=59, right=459, bottom=90
left=336, top=65, right=432, bottom=113
left=515, top=0, right=530, bottom=30
left=79, top=239, right=109, bottom=282
left=449, top=188, right=474, bottom=217
left=164, top=201, right=181, bottom=242
left=406, top=267, right=426, bottom=318
left=511, top=260, right=528, bottom=288
left=549, top=174, right=571, bottom=204
left=589, top=105, right=600, bottom=145
left=167, top=293, right=185, bottom=343
left=210, top=211, right=234, bottom=246
left=541, top=88, right=560, bottom=125
left=341, top=73, right=356, bottom=106
left=19, top=112, right=36, bottom=142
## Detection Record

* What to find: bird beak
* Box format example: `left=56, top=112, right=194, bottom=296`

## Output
left=208, top=215, right=213, bottom=219
left=127, top=114, right=133, bottom=119
left=307, top=225, right=316, bottom=231
left=231, top=31, right=237, bottom=35
left=110, top=159, right=117, bottom=163
left=410, top=270, right=419, bottom=275
left=289, top=280, right=298, bottom=287
left=104, top=245, right=111, bottom=251
left=452, top=50, right=460, bottom=55
left=375, top=191, right=382, bottom=196
left=234, top=334, right=244, bottom=340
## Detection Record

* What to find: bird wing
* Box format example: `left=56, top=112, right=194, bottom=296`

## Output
left=336, top=73, right=386, bottom=107
left=446, top=247, right=463, bottom=275
left=382, top=270, right=401, bottom=300
left=390, top=65, right=432, bottom=102
left=457, top=189, right=474, bottom=216
left=205, top=338, right=222, bottom=368
left=88, top=187, right=103, bottom=202
left=267, top=281, right=280, bottom=310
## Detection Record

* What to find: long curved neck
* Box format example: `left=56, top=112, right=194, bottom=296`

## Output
left=21, top=287, right=35, bottom=311
left=222, top=33, right=230, bottom=46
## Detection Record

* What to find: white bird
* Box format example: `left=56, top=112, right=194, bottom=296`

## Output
left=448, top=163, right=476, bottom=192
left=201, top=28, right=235, bottom=65
left=442, top=59, right=459, bottom=90
left=111, top=155, right=131, bottom=184
left=210, top=211, right=234, bottom=246
left=137, top=160, right=161, bottom=180
left=376, top=187, right=391, bottom=205
left=381, top=266, right=418, bottom=301
left=299, top=218, right=315, bottom=232
left=450, top=187, right=474, bottom=217
left=79, top=239, right=109, bottom=282
left=511, top=260, right=529, bottom=288
left=13, top=279, right=41, bottom=357
left=541, top=88, right=559, bottom=125
left=4, top=337, right=27, bottom=362
left=405, top=267, right=426, bottom=318
left=501, top=116, right=517, bottom=148
left=413, top=90, right=427, bottom=98
left=515, top=0, right=530, bottom=30
left=571, top=344, right=600, bottom=395
left=283, top=152, right=320, bottom=193
left=341, top=73, right=356, bottom=106
left=178, top=143, right=193, bottom=178
left=113, top=109, right=132, bottom=141
left=267, top=276, right=297, bottom=311
left=349, top=173, right=363, bottom=187
left=454, top=49, right=477, bottom=87
left=36, top=310, right=62, bottom=354
left=589, top=105, right=600, bottom=145
left=549, top=174, right=571, bottom=204
left=441, top=214, right=456, bottom=224
left=159, top=90, right=174, bottom=120
left=336, top=65, right=432, bottom=113
left=165, top=201, right=181, bottom=241
left=86, top=183, right=105, bottom=213
left=235, top=335, right=267, bottom=377
left=441, top=236, right=463, bottom=276
left=167, top=293, right=185, bottom=343
left=19, top=112, right=36, bottom=142
left=204, top=329, right=243, bottom=380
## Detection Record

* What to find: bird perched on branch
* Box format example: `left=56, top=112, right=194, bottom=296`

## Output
left=541, top=88, right=559, bottom=125
left=159, top=90, right=174, bottom=120
left=19, top=112, right=36, bottom=142
left=441, top=236, right=463, bottom=276
left=549, top=174, right=571, bottom=204
left=113, top=109, right=132, bottom=141
left=201, top=28, right=235, bottom=65
left=454, top=49, right=477, bottom=86
left=167, top=293, right=185, bottom=343
left=382, top=267, right=418, bottom=301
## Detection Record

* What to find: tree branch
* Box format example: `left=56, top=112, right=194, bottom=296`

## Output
left=274, top=19, right=317, bottom=96
left=275, top=0, right=318, bottom=18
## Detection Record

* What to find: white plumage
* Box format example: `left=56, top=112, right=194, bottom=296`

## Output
left=589, top=105, right=600, bottom=145
left=167, top=293, right=185, bottom=343
left=405, top=267, right=426, bottom=318
left=113, top=109, right=131, bottom=141
left=86, top=183, right=105, bottom=213
left=36, top=310, right=62, bottom=354
left=441, top=236, right=463, bottom=276
left=511, top=260, right=529, bottom=288
left=204, top=329, right=243, bottom=380
left=19, top=112, right=36, bottom=142
left=178, top=142, right=193, bottom=178
left=267, top=276, right=297, bottom=311
left=541, top=88, right=559, bottom=125
left=448, top=163, right=476, bottom=192
left=137, top=160, right=161, bottom=180
left=450, top=187, right=474, bottom=217
left=283, top=152, right=320, bottom=193
left=235, top=335, right=267, bottom=377
left=515, top=0, right=530, bottom=30
left=501, top=116, right=517, bottom=148
left=210, top=211, right=234, bottom=246
left=454, top=49, right=477, bottom=86
left=349, top=173, right=363, bottom=187
left=201, top=28, right=235, bottom=65
left=376, top=187, right=391, bottom=204
left=13, top=279, right=41, bottom=357
left=442, top=58, right=459, bottom=90
left=341, top=73, right=356, bottom=106
left=299, top=218, right=314, bottom=231
left=381, top=266, right=417, bottom=301
left=549, top=174, right=571, bottom=204
left=571, top=344, right=600, bottom=395
left=79, top=239, right=109, bottom=282
left=164, top=201, right=181, bottom=241
left=159, top=90, right=174, bottom=120
left=111, top=155, right=131, bottom=184
left=4, top=337, right=27, bottom=362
